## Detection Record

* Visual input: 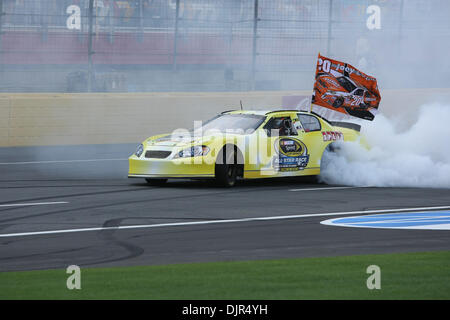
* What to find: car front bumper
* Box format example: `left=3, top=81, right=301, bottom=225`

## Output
left=128, top=155, right=215, bottom=179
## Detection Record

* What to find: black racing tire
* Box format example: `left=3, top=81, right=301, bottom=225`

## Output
left=215, top=147, right=239, bottom=187
left=320, top=143, right=339, bottom=170
left=358, top=102, right=369, bottom=109
left=332, top=97, right=344, bottom=108
left=145, top=178, right=168, bottom=186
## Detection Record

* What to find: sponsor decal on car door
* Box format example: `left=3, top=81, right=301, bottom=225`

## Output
left=273, top=137, right=310, bottom=172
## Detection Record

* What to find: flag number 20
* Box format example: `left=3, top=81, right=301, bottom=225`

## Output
left=318, top=58, right=331, bottom=73
left=351, top=96, right=364, bottom=106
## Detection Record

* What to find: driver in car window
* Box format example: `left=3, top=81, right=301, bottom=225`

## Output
left=266, top=117, right=297, bottom=136
left=277, top=118, right=296, bottom=136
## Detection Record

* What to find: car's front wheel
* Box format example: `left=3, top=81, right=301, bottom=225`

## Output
left=332, top=97, right=344, bottom=108
left=215, top=147, right=239, bottom=187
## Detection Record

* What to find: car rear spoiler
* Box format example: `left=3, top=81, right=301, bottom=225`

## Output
left=330, top=121, right=361, bottom=132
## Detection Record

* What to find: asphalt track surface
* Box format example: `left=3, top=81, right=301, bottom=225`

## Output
left=1, top=144, right=450, bottom=272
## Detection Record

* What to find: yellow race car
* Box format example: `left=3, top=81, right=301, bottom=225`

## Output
left=128, top=109, right=361, bottom=187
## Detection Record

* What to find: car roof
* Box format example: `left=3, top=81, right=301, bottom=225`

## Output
left=223, top=109, right=312, bottom=116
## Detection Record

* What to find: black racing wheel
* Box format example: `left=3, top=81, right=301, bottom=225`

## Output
left=215, top=146, right=239, bottom=187
left=332, top=97, right=344, bottom=108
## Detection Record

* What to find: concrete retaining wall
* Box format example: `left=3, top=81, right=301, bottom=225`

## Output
left=1, top=89, right=449, bottom=147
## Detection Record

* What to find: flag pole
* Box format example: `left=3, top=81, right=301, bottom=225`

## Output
left=310, top=53, right=320, bottom=114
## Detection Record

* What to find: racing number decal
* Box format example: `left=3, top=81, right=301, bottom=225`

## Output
left=351, top=96, right=364, bottom=106
left=317, top=58, right=331, bottom=73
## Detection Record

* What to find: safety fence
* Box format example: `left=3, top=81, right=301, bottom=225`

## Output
left=0, top=0, right=449, bottom=92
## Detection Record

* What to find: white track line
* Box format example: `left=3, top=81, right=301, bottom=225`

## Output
left=0, top=201, right=69, bottom=208
left=0, top=159, right=127, bottom=165
left=289, top=186, right=361, bottom=192
left=1, top=205, right=449, bottom=238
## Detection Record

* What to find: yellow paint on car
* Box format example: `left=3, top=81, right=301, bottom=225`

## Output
left=128, top=110, right=362, bottom=180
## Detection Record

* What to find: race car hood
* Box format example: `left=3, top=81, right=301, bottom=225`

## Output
left=147, top=134, right=188, bottom=147
left=145, top=132, right=245, bottom=148
left=317, top=74, right=345, bottom=92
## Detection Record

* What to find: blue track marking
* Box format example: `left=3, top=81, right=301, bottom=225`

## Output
left=321, top=211, right=450, bottom=230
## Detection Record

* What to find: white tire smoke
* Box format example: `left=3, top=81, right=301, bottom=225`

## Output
left=319, top=103, right=450, bottom=188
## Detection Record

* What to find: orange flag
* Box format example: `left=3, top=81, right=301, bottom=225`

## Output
left=312, top=54, right=381, bottom=121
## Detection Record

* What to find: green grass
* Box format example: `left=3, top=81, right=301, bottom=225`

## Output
left=1, top=251, right=449, bottom=299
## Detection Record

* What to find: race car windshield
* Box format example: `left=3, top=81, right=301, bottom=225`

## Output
left=337, top=77, right=357, bottom=92
left=200, top=114, right=266, bottom=134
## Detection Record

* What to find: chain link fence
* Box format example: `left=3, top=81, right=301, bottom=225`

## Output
left=0, top=0, right=449, bottom=92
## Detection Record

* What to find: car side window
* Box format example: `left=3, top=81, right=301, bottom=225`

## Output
left=354, top=88, right=364, bottom=96
left=337, top=76, right=356, bottom=92
left=264, top=117, right=298, bottom=137
left=298, top=114, right=321, bottom=132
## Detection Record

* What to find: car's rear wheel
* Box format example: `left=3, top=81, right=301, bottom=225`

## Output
left=358, top=102, right=369, bottom=109
left=215, top=146, right=240, bottom=187
left=320, top=143, right=339, bottom=170
left=145, top=178, right=168, bottom=186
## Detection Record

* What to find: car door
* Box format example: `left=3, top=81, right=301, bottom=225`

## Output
left=296, top=113, right=324, bottom=170
left=350, top=88, right=365, bottom=107
left=261, top=114, right=308, bottom=175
